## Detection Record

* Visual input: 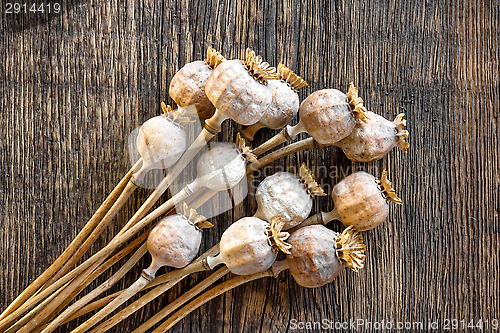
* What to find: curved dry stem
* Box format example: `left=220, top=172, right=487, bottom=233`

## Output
left=23, top=230, right=149, bottom=333
left=62, top=244, right=219, bottom=327
left=152, top=270, right=273, bottom=333
left=2, top=280, right=70, bottom=333
left=0, top=159, right=142, bottom=322
left=240, top=123, right=265, bottom=142
left=62, top=294, right=118, bottom=326
left=72, top=276, right=152, bottom=333
left=44, top=184, right=217, bottom=330
left=131, top=267, right=230, bottom=333
left=247, top=137, right=316, bottom=173
left=38, top=237, right=147, bottom=332
left=0, top=185, right=196, bottom=332
left=0, top=262, right=83, bottom=331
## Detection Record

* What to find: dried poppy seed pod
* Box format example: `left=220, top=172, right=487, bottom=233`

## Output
left=195, top=134, right=255, bottom=192
left=169, top=47, right=226, bottom=120
left=289, top=170, right=401, bottom=233
left=146, top=203, right=213, bottom=271
left=241, top=64, right=307, bottom=141
left=332, top=170, right=401, bottom=231
left=134, top=103, right=189, bottom=182
left=275, top=225, right=365, bottom=288
left=207, top=217, right=291, bottom=275
left=251, top=82, right=369, bottom=157
left=204, top=48, right=278, bottom=130
left=254, top=163, right=325, bottom=230
left=335, top=112, right=410, bottom=162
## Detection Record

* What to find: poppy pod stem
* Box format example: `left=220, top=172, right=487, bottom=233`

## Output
left=39, top=236, right=150, bottom=333
left=41, top=140, right=248, bottom=332
left=240, top=122, right=265, bottom=141
left=43, top=140, right=327, bottom=332
left=246, top=137, right=319, bottom=173
left=393, top=113, right=410, bottom=153
left=130, top=267, right=231, bottom=333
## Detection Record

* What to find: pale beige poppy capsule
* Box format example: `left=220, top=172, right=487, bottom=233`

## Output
left=296, top=83, right=370, bottom=145
left=332, top=170, right=402, bottom=230
left=196, top=142, right=247, bottom=192
left=169, top=47, right=226, bottom=120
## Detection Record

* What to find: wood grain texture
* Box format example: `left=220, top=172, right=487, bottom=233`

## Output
left=1, top=0, right=499, bottom=332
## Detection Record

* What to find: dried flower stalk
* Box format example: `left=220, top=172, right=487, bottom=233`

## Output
left=378, top=169, right=403, bottom=204
left=335, top=226, right=366, bottom=272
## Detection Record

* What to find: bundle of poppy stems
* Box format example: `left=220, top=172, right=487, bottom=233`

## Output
left=0, top=47, right=409, bottom=333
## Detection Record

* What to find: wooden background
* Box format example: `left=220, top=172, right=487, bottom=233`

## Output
left=1, top=0, right=499, bottom=332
